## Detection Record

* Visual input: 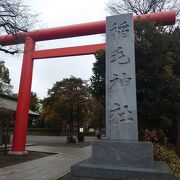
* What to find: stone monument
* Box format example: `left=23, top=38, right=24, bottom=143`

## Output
left=106, top=13, right=138, bottom=141
left=71, top=13, right=175, bottom=180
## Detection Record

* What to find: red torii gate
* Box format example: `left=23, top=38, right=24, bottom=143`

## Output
left=0, top=11, right=176, bottom=154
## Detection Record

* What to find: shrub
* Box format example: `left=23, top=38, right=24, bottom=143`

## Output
left=10, top=128, right=60, bottom=133
left=96, top=133, right=101, bottom=139
left=77, top=133, right=84, bottom=142
left=84, top=131, right=96, bottom=136
left=153, top=143, right=180, bottom=179
left=67, top=135, right=76, bottom=143
left=142, top=129, right=180, bottom=178
left=143, top=129, right=167, bottom=144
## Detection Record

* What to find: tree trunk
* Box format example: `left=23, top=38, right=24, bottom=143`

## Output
left=0, top=126, right=2, bottom=146
left=4, top=123, right=9, bottom=154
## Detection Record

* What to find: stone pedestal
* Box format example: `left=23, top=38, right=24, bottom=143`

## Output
left=71, top=140, right=175, bottom=180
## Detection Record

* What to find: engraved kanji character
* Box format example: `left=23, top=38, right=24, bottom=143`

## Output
left=109, top=73, right=132, bottom=90
left=111, top=47, right=131, bottom=64
left=110, top=22, right=117, bottom=40
left=109, top=103, right=121, bottom=126
left=118, top=21, right=130, bottom=38
left=119, top=105, right=133, bottom=122
left=109, top=104, right=133, bottom=124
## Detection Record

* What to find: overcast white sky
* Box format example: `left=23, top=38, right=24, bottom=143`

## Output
left=0, top=0, right=109, bottom=99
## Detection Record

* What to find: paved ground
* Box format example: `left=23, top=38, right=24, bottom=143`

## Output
left=26, top=135, right=95, bottom=148
left=0, top=135, right=94, bottom=180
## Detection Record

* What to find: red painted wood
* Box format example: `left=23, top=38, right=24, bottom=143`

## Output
left=0, top=11, right=176, bottom=46
left=33, top=43, right=106, bottom=59
left=12, top=36, right=35, bottom=152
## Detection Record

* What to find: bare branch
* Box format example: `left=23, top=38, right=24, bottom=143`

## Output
left=107, top=0, right=180, bottom=18
left=107, top=0, right=180, bottom=32
left=0, top=47, right=18, bottom=54
left=0, top=0, right=38, bottom=54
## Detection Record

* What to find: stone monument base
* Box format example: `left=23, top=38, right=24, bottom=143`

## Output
left=71, top=140, right=175, bottom=180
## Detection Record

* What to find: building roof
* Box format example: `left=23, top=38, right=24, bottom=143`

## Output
left=0, top=93, right=39, bottom=116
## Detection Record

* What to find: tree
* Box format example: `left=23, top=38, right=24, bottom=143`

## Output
left=106, top=0, right=180, bottom=142
left=41, top=76, right=90, bottom=133
left=135, top=22, right=180, bottom=140
left=107, top=0, right=180, bottom=16
left=90, top=22, right=180, bottom=142
left=30, top=92, right=40, bottom=113
left=88, top=98, right=105, bottom=132
left=0, top=109, right=14, bottom=153
left=0, top=60, right=13, bottom=152
left=90, top=50, right=105, bottom=105
left=90, top=50, right=105, bottom=136
left=0, top=0, right=37, bottom=54
left=0, top=61, right=13, bottom=95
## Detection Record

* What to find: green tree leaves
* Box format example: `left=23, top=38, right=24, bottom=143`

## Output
left=0, top=61, right=12, bottom=95
left=90, top=22, right=180, bottom=141
left=30, top=92, right=40, bottom=113
left=135, top=23, right=180, bottom=136
left=41, top=76, right=90, bottom=130
left=90, top=50, right=105, bottom=105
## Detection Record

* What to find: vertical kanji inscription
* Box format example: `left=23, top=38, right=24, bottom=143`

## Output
left=106, top=14, right=138, bottom=141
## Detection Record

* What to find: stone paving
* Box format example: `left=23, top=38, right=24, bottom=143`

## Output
left=0, top=136, right=93, bottom=180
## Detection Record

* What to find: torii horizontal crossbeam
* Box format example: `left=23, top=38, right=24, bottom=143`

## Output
left=33, top=43, right=106, bottom=59
left=0, top=11, right=176, bottom=46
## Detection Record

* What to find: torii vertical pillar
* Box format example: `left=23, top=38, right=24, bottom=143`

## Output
left=10, top=36, right=35, bottom=154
